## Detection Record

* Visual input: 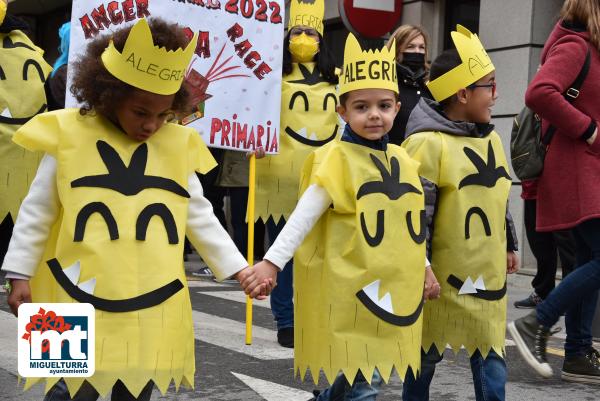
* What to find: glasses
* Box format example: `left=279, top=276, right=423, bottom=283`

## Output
left=289, top=27, right=319, bottom=37
left=467, top=82, right=497, bottom=97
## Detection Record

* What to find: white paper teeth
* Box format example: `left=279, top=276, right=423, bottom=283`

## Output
left=362, top=280, right=394, bottom=314
left=0, top=108, right=12, bottom=118
left=459, top=276, right=487, bottom=295
left=62, top=261, right=81, bottom=285
left=458, top=277, right=477, bottom=295
left=78, top=278, right=97, bottom=295
left=473, top=276, right=486, bottom=291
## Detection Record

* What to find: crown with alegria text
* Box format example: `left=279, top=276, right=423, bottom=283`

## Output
left=339, top=33, right=397, bottom=95
left=427, top=25, right=495, bottom=102
left=101, top=18, right=198, bottom=95
left=288, top=0, right=325, bottom=35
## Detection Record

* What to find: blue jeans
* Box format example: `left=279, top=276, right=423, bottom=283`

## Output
left=402, top=347, right=506, bottom=401
left=267, top=217, right=294, bottom=329
left=537, top=218, right=600, bottom=357
left=44, top=379, right=153, bottom=401
left=317, top=369, right=382, bottom=401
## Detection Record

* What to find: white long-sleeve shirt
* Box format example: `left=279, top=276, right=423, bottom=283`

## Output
left=2, top=154, right=247, bottom=282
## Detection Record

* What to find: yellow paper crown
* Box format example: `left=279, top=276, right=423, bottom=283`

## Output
left=339, top=33, right=397, bottom=95
left=101, top=18, right=198, bottom=95
left=0, top=1, right=6, bottom=26
left=427, top=25, right=495, bottom=102
left=289, top=0, right=325, bottom=35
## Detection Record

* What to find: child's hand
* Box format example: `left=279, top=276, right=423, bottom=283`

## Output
left=7, top=279, right=32, bottom=317
left=246, top=146, right=266, bottom=159
left=424, top=266, right=441, bottom=300
left=507, top=251, right=519, bottom=274
left=254, top=279, right=274, bottom=301
left=241, top=260, right=279, bottom=298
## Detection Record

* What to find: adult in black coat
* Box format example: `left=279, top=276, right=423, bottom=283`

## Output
left=386, top=25, right=432, bottom=144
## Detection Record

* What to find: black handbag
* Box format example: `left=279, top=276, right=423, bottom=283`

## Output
left=510, top=47, right=591, bottom=181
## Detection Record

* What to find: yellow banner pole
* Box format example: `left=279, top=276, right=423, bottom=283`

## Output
left=245, top=154, right=256, bottom=345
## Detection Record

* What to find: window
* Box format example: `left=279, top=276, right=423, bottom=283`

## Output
left=444, top=0, right=480, bottom=49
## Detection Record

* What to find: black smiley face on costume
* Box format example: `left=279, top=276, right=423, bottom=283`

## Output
left=449, top=140, right=509, bottom=301
left=284, top=64, right=338, bottom=146
left=354, top=153, right=425, bottom=326
left=357, top=154, right=424, bottom=247
left=0, top=36, right=48, bottom=124
left=47, top=141, right=188, bottom=312
left=447, top=274, right=507, bottom=301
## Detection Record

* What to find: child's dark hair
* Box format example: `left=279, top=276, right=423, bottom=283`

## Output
left=71, top=18, right=191, bottom=117
left=429, top=49, right=462, bottom=107
left=282, top=30, right=339, bottom=85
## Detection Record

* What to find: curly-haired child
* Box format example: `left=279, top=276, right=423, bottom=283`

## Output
left=2, top=18, right=268, bottom=401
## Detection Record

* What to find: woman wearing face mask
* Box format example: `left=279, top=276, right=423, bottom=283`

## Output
left=386, top=25, right=431, bottom=144
left=254, top=9, right=339, bottom=348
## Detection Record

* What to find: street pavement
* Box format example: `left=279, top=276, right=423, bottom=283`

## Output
left=1, top=255, right=599, bottom=401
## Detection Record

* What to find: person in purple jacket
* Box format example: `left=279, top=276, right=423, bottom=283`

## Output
left=509, top=0, right=600, bottom=385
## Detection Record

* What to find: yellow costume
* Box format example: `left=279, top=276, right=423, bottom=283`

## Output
left=401, top=24, right=510, bottom=358
left=255, top=62, right=339, bottom=223
left=294, top=140, right=425, bottom=384
left=403, top=132, right=510, bottom=357
left=8, top=18, right=212, bottom=397
left=0, top=28, right=52, bottom=228
left=255, top=0, right=338, bottom=224
left=14, top=109, right=215, bottom=396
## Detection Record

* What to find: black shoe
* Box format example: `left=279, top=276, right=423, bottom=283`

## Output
left=514, top=292, right=542, bottom=309
left=277, top=327, right=294, bottom=348
left=562, top=348, right=600, bottom=384
left=508, top=311, right=553, bottom=378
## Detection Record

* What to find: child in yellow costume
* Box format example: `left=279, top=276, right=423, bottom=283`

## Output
left=401, top=25, right=519, bottom=401
left=2, top=18, right=268, bottom=401
left=0, top=1, right=52, bottom=265
left=245, top=33, right=429, bottom=400
left=254, top=0, right=340, bottom=348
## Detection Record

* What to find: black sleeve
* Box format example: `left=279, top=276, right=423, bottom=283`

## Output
left=421, top=176, right=438, bottom=261
left=505, top=204, right=519, bottom=252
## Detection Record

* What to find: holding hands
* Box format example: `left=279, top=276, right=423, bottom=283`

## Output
left=240, top=260, right=279, bottom=299
left=424, top=265, right=441, bottom=300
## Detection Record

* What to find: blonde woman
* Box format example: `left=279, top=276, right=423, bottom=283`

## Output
left=386, top=25, right=431, bottom=143
left=509, top=0, right=600, bottom=384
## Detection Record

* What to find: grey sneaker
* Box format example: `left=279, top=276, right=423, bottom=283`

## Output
left=514, top=292, right=542, bottom=309
left=508, top=311, right=553, bottom=378
left=562, top=348, right=600, bottom=384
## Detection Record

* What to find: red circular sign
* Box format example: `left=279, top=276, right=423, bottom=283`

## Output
left=339, top=0, right=403, bottom=38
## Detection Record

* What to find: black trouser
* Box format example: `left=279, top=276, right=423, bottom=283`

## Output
left=0, top=214, right=14, bottom=267
left=524, top=199, right=576, bottom=299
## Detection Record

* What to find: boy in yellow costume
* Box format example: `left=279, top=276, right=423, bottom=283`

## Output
left=254, top=0, right=340, bottom=348
left=401, top=25, right=519, bottom=401
left=2, top=18, right=267, bottom=401
left=0, top=0, right=52, bottom=266
left=246, top=33, right=429, bottom=401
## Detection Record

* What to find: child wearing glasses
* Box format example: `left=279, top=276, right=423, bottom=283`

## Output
left=401, top=25, right=519, bottom=401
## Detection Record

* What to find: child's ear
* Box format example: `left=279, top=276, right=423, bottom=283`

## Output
left=337, top=104, right=349, bottom=123
left=457, top=88, right=469, bottom=104
left=395, top=101, right=401, bottom=114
